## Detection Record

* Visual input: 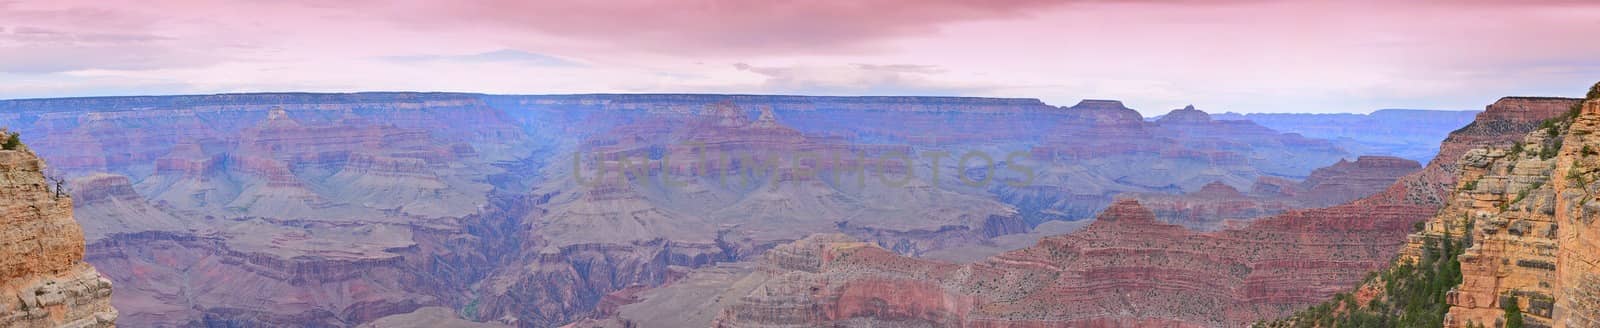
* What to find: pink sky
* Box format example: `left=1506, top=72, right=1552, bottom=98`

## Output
left=2, top=0, right=1598, bottom=114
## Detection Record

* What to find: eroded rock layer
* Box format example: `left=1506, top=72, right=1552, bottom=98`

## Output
left=714, top=93, right=1580, bottom=327
left=0, top=92, right=1479, bottom=327
left=1134, top=155, right=1420, bottom=230
left=1398, top=88, right=1600, bottom=327
left=0, top=146, right=117, bottom=328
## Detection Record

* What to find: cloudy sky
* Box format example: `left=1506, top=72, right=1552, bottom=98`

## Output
left=2, top=0, right=1598, bottom=115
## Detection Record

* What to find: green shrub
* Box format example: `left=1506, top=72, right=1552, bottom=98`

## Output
left=1, top=132, right=20, bottom=150
left=1258, top=227, right=1466, bottom=327
left=1541, top=137, right=1563, bottom=160
left=1503, top=296, right=1524, bottom=328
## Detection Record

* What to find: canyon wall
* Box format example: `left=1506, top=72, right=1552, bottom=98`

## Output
left=0, top=143, right=117, bottom=327
left=713, top=92, right=1583, bottom=327
left=1134, top=155, right=1421, bottom=230
left=1266, top=86, right=1597, bottom=327
left=0, top=92, right=1477, bottom=327
left=1411, top=88, right=1600, bottom=327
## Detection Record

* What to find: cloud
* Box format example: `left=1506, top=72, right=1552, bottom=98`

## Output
left=381, top=49, right=583, bottom=67
left=734, top=62, right=993, bottom=96
left=0, top=4, right=223, bottom=74
left=375, top=0, right=1075, bottom=55
left=0, top=26, right=214, bottom=74
left=0, top=0, right=1597, bottom=114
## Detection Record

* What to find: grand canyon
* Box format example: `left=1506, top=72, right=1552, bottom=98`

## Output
left=4, top=1, right=1600, bottom=328
left=0, top=85, right=1589, bottom=328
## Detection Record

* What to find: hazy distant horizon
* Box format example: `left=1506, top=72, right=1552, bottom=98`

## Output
left=0, top=90, right=1490, bottom=117
left=3, top=1, right=1598, bottom=114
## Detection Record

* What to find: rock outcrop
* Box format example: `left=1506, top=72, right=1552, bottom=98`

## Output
left=1408, top=87, right=1600, bottom=327
left=1134, top=156, right=1421, bottom=230
left=1267, top=85, right=1596, bottom=327
left=0, top=144, right=117, bottom=327
left=1298, top=156, right=1424, bottom=205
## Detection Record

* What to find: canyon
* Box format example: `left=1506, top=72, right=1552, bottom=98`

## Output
left=699, top=94, right=1593, bottom=327
left=0, top=92, right=1490, bottom=327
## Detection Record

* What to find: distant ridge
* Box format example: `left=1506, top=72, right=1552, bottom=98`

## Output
left=1210, top=109, right=1481, bottom=162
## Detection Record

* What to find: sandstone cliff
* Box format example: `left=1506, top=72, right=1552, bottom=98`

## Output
left=1431, top=85, right=1600, bottom=327
left=1266, top=84, right=1597, bottom=327
left=0, top=141, right=117, bottom=327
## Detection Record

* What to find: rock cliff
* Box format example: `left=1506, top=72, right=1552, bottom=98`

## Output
left=1430, top=86, right=1600, bottom=327
left=1265, top=84, right=1596, bottom=327
left=0, top=142, right=117, bottom=327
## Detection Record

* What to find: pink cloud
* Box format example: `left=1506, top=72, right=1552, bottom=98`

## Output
left=734, top=62, right=989, bottom=95
left=366, top=0, right=1080, bottom=55
left=0, top=0, right=1596, bottom=114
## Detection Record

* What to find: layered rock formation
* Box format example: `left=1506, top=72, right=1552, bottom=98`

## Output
left=1264, top=87, right=1597, bottom=327
left=714, top=92, right=1579, bottom=327
left=0, top=144, right=117, bottom=327
left=1134, top=156, right=1421, bottom=230
left=715, top=197, right=1437, bottom=327
left=472, top=101, right=1031, bottom=327
left=1401, top=88, right=1600, bottom=327
left=0, top=92, right=1468, bottom=327
left=0, top=94, right=535, bottom=327
left=68, top=174, right=188, bottom=241
left=999, top=103, right=1352, bottom=224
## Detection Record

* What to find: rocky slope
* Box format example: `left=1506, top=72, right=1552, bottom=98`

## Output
left=1134, top=155, right=1421, bottom=230
left=0, top=94, right=534, bottom=327
left=471, top=102, right=1030, bottom=327
left=1263, top=86, right=1597, bottom=327
left=0, top=141, right=118, bottom=327
left=712, top=92, right=1580, bottom=327
left=1416, top=86, right=1599, bottom=327
left=713, top=197, right=1436, bottom=327
left=1001, top=103, right=1351, bottom=224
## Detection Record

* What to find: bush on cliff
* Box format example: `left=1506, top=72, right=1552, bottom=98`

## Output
left=1503, top=296, right=1524, bottom=328
left=2, top=131, right=21, bottom=150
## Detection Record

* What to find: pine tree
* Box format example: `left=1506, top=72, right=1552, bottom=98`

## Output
left=1503, top=296, right=1524, bottom=328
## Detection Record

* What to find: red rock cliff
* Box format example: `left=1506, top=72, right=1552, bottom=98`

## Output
left=0, top=142, right=118, bottom=327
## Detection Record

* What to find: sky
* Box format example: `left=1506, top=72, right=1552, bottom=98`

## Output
left=1, top=0, right=1598, bottom=115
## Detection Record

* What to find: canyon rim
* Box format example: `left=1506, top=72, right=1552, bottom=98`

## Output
left=3, top=1, right=1600, bottom=328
